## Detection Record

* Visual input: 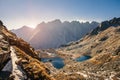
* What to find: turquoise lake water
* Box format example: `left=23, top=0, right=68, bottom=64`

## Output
left=41, top=57, right=65, bottom=69
left=76, top=55, right=91, bottom=62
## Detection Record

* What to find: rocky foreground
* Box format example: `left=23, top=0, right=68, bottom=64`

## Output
left=0, top=17, right=120, bottom=80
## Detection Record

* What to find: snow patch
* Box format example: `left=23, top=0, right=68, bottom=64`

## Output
left=2, top=60, right=12, bottom=72
left=10, top=47, right=27, bottom=80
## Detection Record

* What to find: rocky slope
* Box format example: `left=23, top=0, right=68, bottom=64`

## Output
left=54, top=17, right=120, bottom=79
left=0, top=21, right=10, bottom=71
left=58, top=17, right=120, bottom=57
left=0, top=20, right=55, bottom=80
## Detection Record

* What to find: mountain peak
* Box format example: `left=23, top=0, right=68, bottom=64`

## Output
left=89, top=17, right=120, bottom=35
left=21, top=26, right=32, bottom=29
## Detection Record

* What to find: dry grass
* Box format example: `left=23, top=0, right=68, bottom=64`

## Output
left=14, top=46, right=55, bottom=80
left=53, top=73, right=85, bottom=80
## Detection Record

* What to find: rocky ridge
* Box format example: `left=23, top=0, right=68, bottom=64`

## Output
left=0, top=20, right=55, bottom=80
left=12, top=20, right=99, bottom=49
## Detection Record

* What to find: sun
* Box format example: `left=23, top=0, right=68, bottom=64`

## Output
left=26, top=23, right=36, bottom=29
left=28, top=24, right=36, bottom=29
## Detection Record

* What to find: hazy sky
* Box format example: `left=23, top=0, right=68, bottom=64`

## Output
left=0, top=0, right=120, bottom=29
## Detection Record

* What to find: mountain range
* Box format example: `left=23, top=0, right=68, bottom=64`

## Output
left=12, top=19, right=99, bottom=49
left=55, top=17, right=120, bottom=79
left=0, top=17, right=120, bottom=80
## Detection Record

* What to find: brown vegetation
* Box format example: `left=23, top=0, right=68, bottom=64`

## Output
left=14, top=46, right=55, bottom=80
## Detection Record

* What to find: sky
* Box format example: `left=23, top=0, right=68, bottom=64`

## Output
left=0, top=0, right=120, bottom=29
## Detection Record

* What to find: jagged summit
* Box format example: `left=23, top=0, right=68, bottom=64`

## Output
left=12, top=19, right=99, bottom=49
left=90, top=17, right=120, bottom=35
left=21, top=25, right=31, bottom=29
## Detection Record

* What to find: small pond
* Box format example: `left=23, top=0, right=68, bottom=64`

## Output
left=41, top=57, right=65, bottom=69
left=76, top=55, right=91, bottom=62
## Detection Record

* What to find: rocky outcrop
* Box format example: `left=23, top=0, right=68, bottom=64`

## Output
left=0, top=52, right=10, bottom=70
left=0, top=33, right=10, bottom=70
left=0, top=21, right=11, bottom=79
left=1, top=26, right=39, bottom=59
left=90, top=17, right=120, bottom=35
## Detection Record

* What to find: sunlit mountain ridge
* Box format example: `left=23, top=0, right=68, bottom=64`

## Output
left=12, top=19, right=99, bottom=49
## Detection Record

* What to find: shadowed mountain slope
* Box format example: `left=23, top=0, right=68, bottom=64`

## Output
left=12, top=20, right=99, bottom=49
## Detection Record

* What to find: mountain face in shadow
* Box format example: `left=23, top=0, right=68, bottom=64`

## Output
left=89, top=17, right=120, bottom=35
left=12, top=19, right=99, bottom=49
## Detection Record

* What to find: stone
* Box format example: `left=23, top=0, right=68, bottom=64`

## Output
left=0, top=20, right=3, bottom=26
